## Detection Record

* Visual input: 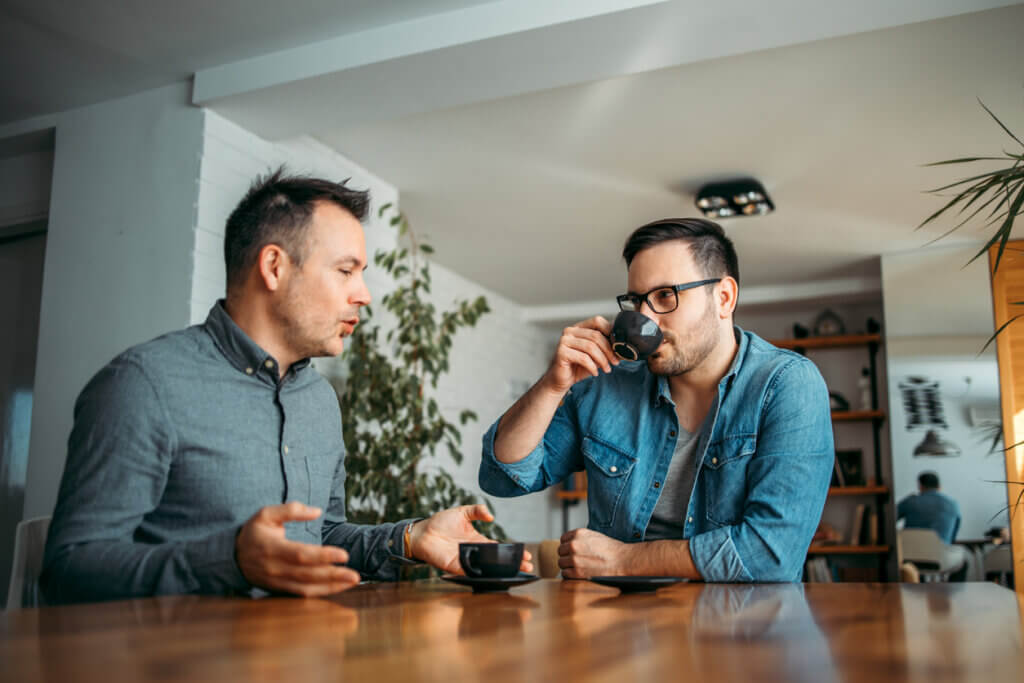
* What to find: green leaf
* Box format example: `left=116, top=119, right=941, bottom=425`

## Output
left=420, top=244, right=435, bottom=254
left=979, top=98, right=1024, bottom=149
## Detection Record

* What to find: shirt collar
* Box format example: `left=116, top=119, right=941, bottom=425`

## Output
left=203, top=300, right=311, bottom=383
left=651, top=325, right=748, bottom=407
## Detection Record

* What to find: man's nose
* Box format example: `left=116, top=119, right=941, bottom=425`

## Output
left=353, top=275, right=372, bottom=306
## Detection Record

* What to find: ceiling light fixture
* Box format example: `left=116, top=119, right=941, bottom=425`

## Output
left=695, top=178, right=774, bottom=219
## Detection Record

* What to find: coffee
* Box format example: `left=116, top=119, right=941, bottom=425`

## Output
left=610, top=311, right=663, bottom=361
left=458, top=542, right=523, bottom=578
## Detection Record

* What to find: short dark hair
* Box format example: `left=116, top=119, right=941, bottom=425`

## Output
left=918, top=472, right=940, bottom=490
left=224, top=166, right=370, bottom=291
left=622, top=217, right=740, bottom=286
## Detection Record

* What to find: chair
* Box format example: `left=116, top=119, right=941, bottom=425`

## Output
left=898, top=528, right=967, bottom=582
left=983, top=544, right=1014, bottom=587
left=6, top=516, right=51, bottom=610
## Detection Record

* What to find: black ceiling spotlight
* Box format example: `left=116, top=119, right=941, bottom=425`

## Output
left=695, top=178, right=774, bottom=219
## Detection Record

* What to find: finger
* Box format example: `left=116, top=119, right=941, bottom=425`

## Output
left=523, top=550, right=533, bottom=562
left=463, top=504, right=494, bottom=523
left=274, top=562, right=362, bottom=586
left=580, top=316, right=613, bottom=336
left=571, top=326, right=619, bottom=366
left=562, top=336, right=613, bottom=374
left=561, top=567, right=586, bottom=580
left=258, top=502, right=322, bottom=525
left=558, top=556, right=575, bottom=569
left=282, top=540, right=349, bottom=566
left=521, top=560, right=534, bottom=573
left=559, top=348, right=599, bottom=378
left=560, top=529, right=580, bottom=544
left=557, top=543, right=572, bottom=556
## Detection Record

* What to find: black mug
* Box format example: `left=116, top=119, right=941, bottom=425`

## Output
left=458, top=542, right=523, bottom=578
left=610, top=311, right=664, bottom=361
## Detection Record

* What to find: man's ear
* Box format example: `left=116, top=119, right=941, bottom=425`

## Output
left=257, top=244, right=290, bottom=292
left=717, top=277, right=738, bottom=318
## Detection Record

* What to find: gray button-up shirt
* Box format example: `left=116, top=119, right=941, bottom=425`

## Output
left=42, top=302, right=413, bottom=604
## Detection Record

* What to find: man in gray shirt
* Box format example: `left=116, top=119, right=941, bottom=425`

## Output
left=41, top=169, right=529, bottom=604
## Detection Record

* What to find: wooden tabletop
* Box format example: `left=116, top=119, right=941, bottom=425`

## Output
left=3, top=580, right=1022, bottom=682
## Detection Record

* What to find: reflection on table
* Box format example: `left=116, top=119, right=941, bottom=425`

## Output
left=2, top=579, right=1022, bottom=682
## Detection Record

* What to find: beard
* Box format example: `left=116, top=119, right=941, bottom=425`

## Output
left=272, top=280, right=348, bottom=360
left=646, top=295, right=719, bottom=377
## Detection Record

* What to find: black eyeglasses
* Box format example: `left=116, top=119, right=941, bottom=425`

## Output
left=616, top=279, right=721, bottom=314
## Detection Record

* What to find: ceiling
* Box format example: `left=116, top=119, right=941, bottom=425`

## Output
left=319, top=4, right=1024, bottom=307
left=2, top=0, right=1022, bottom=314
left=0, top=0, right=494, bottom=123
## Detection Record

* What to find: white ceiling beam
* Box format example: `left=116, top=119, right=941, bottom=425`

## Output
left=192, top=0, right=1018, bottom=139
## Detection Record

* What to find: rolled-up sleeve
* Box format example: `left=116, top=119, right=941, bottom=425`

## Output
left=689, top=359, right=834, bottom=582
left=478, top=394, right=585, bottom=497
left=42, top=356, right=251, bottom=604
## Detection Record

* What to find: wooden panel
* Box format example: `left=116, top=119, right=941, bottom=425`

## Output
left=770, top=333, right=881, bottom=350
left=831, top=410, right=885, bottom=422
left=806, top=544, right=890, bottom=555
left=3, top=581, right=1021, bottom=682
left=990, top=241, right=1024, bottom=595
left=828, top=485, right=890, bottom=496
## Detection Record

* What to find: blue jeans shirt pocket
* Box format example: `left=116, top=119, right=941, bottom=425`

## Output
left=704, top=435, right=757, bottom=526
left=582, top=436, right=637, bottom=531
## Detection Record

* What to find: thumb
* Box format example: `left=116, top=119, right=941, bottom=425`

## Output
left=259, top=501, right=322, bottom=525
left=464, top=503, right=494, bottom=523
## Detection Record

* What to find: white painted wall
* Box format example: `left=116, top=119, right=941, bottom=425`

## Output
left=881, top=245, right=1006, bottom=539
left=22, top=83, right=204, bottom=518
left=192, top=113, right=557, bottom=541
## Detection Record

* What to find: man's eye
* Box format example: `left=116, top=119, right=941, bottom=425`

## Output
left=339, top=269, right=353, bottom=276
left=655, top=289, right=674, bottom=299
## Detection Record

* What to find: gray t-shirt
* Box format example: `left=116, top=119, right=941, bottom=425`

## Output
left=644, top=425, right=700, bottom=540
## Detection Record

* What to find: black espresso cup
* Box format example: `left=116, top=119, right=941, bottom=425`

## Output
left=458, top=542, right=523, bottom=578
left=610, top=311, right=664, bottom=361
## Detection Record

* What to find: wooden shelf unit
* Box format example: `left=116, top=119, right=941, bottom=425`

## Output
left=807, top=544, right=890, bottom=555
left=771, top=333, right=892, bottom=581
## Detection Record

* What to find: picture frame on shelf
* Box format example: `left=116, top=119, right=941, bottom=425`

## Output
left=836, top=449, right=865, bottom=486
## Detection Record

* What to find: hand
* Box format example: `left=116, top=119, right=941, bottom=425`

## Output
left=541, top=316, right=618, bottom=396
left=557, top=528, right=634, bottom=579
left=236, top=502, right=361, bottom=597
left=408, top=504, right=533, bottom=575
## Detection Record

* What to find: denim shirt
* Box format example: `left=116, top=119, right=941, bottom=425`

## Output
left=479, top=327, right=833, bottom=582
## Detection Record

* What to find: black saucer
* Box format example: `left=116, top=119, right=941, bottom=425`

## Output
left=589, top=576, right=687, bottom=593
left=441, top=572, right=540, bottom=593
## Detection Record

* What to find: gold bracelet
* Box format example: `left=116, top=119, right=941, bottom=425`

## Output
left=404, top=523, right=414, bottom=559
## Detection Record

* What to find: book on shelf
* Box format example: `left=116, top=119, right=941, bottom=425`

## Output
left=849, top=503, right=867, bottom=546
left=831, top=457, right=845, bottom=487
left=804, top=557, right=833, bottom=582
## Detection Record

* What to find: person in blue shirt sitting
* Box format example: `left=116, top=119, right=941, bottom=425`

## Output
left=478, top=218, right=834, bottom=582
left=897, top=472, right=961, bottom=544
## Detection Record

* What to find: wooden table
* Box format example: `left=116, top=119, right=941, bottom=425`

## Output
left=3, top=580, right=1023, bottom=682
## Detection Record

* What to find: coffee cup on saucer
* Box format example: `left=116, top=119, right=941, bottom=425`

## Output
left=458, top=542, right=524, bottom=578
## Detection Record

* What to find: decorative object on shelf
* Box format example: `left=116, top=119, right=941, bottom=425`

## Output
left=829, top=391, right=850, bottom=412
left=899, top=376, right=949, bottom=430
left=858, top=367, right=873, bottom=411
left=813, top=309, right=845, bottom=336
left=866, top=317, right=882, bottom=334
left=836, top=449, right=865, bottom=486
left=695, top=177, right=774, bottom=219
left=792, top=322, right=809, bottom=339
left=913, top=429, right=962, bottom=457
left=812, top=521, right=842, bottom=545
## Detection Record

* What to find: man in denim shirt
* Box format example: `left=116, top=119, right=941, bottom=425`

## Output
left=479, top=219, right=832, bottom=582
left=42, top=169, right=529, bottom=604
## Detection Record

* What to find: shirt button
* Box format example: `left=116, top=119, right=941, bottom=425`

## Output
left=633, top=532, right=641, bottom=539
left=669, top=430, right=676, bottom=438
left=245, top=367, right=254, bottom=375
left=711, top=457, right=718, bottom=465
left=283, top=445, right=290, bottom=454
left=688, top=516, right=693, bottom=523
left=609, top=466, right=617, bottom=473
left=653, top=481, right=661, bottom=488
left=265, top=360, right=274, bottom=369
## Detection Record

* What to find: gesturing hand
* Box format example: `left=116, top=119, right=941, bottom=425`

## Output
left=558, top=527, right=633, bottom=579
left=409, top=504, right=533, bottom=575
left=542, top=316, right=618, bottom=396
left=236, top=502, right=361, bottom=597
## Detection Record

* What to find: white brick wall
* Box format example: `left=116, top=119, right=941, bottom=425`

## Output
left=192, top=111, right=562, bottom=541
